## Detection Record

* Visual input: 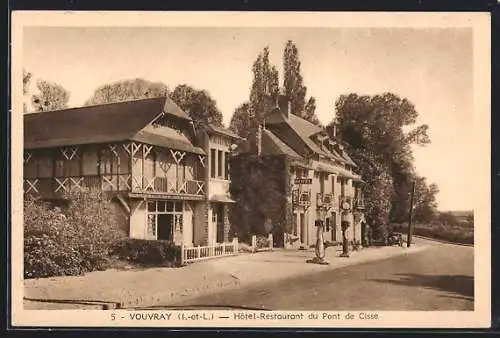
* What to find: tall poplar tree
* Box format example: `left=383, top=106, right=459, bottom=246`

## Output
left=283, top=40, right=320, bottom=124
left=230, top=47, right=279, bottom=138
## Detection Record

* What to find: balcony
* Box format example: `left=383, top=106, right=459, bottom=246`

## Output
left=292, top=189, right=311, bottom=208
left=354, top=197, right=366, bottom=210
left=317, top=193, right=336, bottom=209
left=24, top=174, right=205, bottom=199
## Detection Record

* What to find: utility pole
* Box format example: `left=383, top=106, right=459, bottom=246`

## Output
left=407, top=180, right=416, bottom=248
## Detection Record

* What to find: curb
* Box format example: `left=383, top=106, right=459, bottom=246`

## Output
left=120, top=278, right=241, bottom=309
left=412, top=235, right=474, bottom=247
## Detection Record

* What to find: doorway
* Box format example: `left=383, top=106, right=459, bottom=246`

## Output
left=299, top=213, right=306, bottom=245
left=157, top=214, right=174, bottom=240
left=331, top=212, right=337, bottom=241
left=214, top=203, right=225, bottom=243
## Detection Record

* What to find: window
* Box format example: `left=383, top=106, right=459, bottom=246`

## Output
left=224, top=151, right=229, bottom=180
left=176, top=161, right=185, bottom=183
left=331, top=175, right=335, bottom=195
left=146, top=200, right=184, bottom=239
left=217, top=150, right=223, bottom=178
left=210, top=149, right=216, bottom=178
left=295, top=168, right=308, bottom=179
left=100, top=149, right=118, bottom=175
left=319, top=173, right=325, bottom=194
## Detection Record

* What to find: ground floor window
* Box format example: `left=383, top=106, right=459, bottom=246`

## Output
left=147, top=200, right=183, bottom=240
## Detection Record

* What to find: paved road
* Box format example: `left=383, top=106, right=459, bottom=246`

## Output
left=168, top=242, right=474, bottom=311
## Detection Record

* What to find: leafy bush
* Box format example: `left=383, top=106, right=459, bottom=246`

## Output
left=390, top=222, right=473, bottom=245
left=111, top=238, right=181, bottom=266
left=24, top=189, right=126, bottom=279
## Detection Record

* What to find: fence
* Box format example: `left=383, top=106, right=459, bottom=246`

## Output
left=251, top=233, right=274, bottom=252
left=181, top=238, right=239, bottom=265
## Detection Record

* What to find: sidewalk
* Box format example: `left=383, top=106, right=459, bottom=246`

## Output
left=24, top=240, right=430, bottom=310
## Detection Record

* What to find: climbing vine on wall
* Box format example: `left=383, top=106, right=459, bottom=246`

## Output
left=229, top=155, right=293, bottom=241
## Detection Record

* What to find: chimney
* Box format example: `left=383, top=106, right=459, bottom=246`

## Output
left=250, top=124, right=263, bottom=156
left=278, top=95, right=291, bottom=119
left=331, top=118, right=338, bottom=138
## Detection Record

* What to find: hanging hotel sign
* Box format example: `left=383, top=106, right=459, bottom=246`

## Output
left=294, top=178, right=312, bottom=185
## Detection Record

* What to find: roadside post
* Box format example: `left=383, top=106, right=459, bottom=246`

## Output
left=407, top=181, right=416, bottom=248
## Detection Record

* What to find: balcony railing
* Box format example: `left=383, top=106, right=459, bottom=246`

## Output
left=317, top=193, right=336, bottom=209
left=24, top=174, right=205, bottom=197
left=292, top=189, right=311, bottom=208
left=354, top=197, right=366, bottom=210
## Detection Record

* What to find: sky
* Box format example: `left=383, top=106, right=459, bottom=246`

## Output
left=23, top=26, right=474, bottom=211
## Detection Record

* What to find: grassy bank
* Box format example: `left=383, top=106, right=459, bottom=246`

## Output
left=391, top=221, right=473, bottom=245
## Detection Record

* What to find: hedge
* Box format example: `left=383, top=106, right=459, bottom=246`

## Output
left=391, top=222, right=473, bottom=245
left=111, top=238, right=181, bottom=266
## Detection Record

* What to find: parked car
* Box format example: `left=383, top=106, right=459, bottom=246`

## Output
left=371, top=230, right=404, bottom=247
left=387, top=232, right=404, bottom=246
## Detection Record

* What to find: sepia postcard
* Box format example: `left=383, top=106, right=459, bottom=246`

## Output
left=10, top=11, right=491, bottom=329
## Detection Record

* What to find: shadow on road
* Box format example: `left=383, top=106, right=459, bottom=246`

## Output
left=372, top=274, right=474, bottom=300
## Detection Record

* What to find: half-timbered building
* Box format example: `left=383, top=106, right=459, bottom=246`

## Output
left=23, top=97, right=239, bottom=247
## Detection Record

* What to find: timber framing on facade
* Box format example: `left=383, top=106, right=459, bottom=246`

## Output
left=235, top=95, right=366, bottom=248
left=23, top=97, right=240, bottom=247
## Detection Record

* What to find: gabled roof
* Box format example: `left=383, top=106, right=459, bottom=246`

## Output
left=261, top=129, right=302, bottom=160
left=206, top=124, right=242, bottom=140
left=266, top=110, right=333, bottom=158
left=133, top=125, right=205, bottom=155
left=24, top=97, right=193, bottom=149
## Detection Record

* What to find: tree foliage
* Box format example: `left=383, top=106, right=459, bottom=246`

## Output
left=249, top=47, right=280, bottom=124
left=23, top=69, right=33, bottom=113
left=412, top=176, right=439, bottom=223
left=229, top=102, right=252, bottom=139
left=229, top=156, right=292, bottom=241
left=170, top=84, right=223, bottom=129
left=228, top=47, right=279, bottom=139
left=31, top=79, right=70, bottom=112
left=230, top=41, right=322, bottom=138
left=283, top=40, right=320, bottom=125
left=84, top=78, right=169, bottom=106
left=333, top=93, right=436, bottom=228
left=24, top=189, right=126, bottom=278
left=23, top=69, right=32, bottom=95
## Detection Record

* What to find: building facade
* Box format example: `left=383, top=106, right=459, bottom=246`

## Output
left=234, top=96, right=366, bottom=248
left=23, top=97, right=239, bottom=247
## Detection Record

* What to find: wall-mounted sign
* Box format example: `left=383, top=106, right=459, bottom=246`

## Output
left=294, top=178, right=312, bottom=185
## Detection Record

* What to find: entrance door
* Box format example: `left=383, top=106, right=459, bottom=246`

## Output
left=299, top=213, right=305, bottom=245
left=331, top=212, right=337, bottom=241
left=361, top=221, right=367, bottom=246
left=157, top=214, right=174, bottom=240
left=215, top=204, right=225, bottom=243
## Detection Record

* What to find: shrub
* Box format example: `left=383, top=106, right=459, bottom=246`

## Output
left=111, top=238, right=181, bottom=266
left=24, top=189, right=127, bottom=279
left=390, top=222, right=473, bottom=245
